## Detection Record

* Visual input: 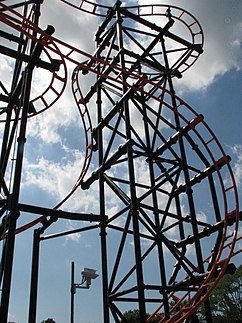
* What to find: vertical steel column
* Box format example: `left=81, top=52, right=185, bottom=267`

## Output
left=0, top=21, right=52, bottom=321
left=161, top=34, right=205, bottom=274
left=0, top=4, right=26, bottom=175
left=0, top=60, right=36, bottom=320
left=70, top=261, right=75, bottom=323
left=28, top=229, right=41, bottom=323
left=0, top=64, right=33, bottom=321
left=0, top=0, right=43, bottom=176
left=96, top=49, right=110, bottom=323
left=160, top=33, right=214, bottom=322
left=141, top=92, right=171, bottom=320
left=115, top=5, right=146, bottom=321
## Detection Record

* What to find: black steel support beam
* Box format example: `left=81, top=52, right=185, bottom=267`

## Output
left=81, top=139, right=134, bottom=190
left=95, top=42, right=110, bottom=323
left=0, top=45, right=60, bottom=72
left=41, top=224, right=99, bottom=241
left=0, top=22, right=54, bottom=321
left=17, top=203, right=106, bottom=222
left=172, top=155, right=230, bottom=197
left=0, top=1, right=36, bottom=12
left=0, top=30, right=25, bottom=44
left=119, top=7, right=203, bottom=54
left=156, top=115, right=204, bottom=155
left=28, top=229, right=41, bottom=323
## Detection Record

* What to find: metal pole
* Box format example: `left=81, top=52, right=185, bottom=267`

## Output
left=28, top=229, right=41, bottom=323
left=95, top=40, right=109, bottom=322
left=0, top=23, right=54, bottom=321
left=70, top=261, right=75, bottom=323
left=0, top=65, right=33, bottom=322
left=116, top=6, right=146, bottom=321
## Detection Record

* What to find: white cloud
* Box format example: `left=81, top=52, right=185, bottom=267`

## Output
left=23, top=148, right=86, bottom=202
left=7, top=312, right=16, bottom=323
left=27, top=90, right=78, bottom=144
left=230, top=144, right=242, bottom=188
left=40, top=0, right=99, bottom=53
left=0, top=55, right=13, bottom=89
left=64, top=220, right=82, bottom=243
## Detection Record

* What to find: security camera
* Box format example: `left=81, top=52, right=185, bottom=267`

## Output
left=81, top=268, right=99, bottom=288
left=81, top=268, right=99, bottom=280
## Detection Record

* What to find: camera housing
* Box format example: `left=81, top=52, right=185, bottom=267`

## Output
left=81, top=268, right=99, bottom=280
left=81, top=268, right=99, bottom=288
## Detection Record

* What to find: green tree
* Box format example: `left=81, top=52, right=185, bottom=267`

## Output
left=121, top=309, right=159, bottom=322
left=121, top=266, right=242, bottom=322
left=198, top=264, right=242, bottom=322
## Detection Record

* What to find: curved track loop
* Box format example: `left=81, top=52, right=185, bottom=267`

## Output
left=12, top=66, right=93, bottom=235
left=0, top=2, right=239, bottom=221
left=60, top=0, right=204, bottom=73
left=0, top=3, right=240, bottom=319
left=29, top=44, right=67, bottom=116
left=73, top=51, right=240, bottom=318
left=0, top=2, right=202, bottom=92
left=0, top=2, right=138, bottom=83
left=71, top=65, right=93, bottom=187
left=0, top=2, right=67, bottom=119
left=148, top=233, right=241, bottom=323
left=0, top=2, right=96, bottom=234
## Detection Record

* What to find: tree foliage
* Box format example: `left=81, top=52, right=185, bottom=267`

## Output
left=199, top=264, right=242, bottom=322
left=210, top=264, right=242, bottom=322
left=121, top=309, right=159, bottom=322
left=121, top=265, right=241, bottom=322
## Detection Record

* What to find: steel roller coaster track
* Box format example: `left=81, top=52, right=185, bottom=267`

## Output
left=0, top=1, right=241, bottom=322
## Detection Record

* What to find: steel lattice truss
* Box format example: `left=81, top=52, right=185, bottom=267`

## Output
left=0, top=1, right=241, bottom=322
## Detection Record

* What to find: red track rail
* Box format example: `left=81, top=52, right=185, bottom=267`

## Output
left=0, top=3, right=240, bottom=320
left=60, top=0, right=204, bottom=73
left=30, top=44, right=67, bottom=116
left=147, top=223, right=240, bottom=322
left=71, top=65, right=93, bottom=187
left=0, top=3, right=67, bottom=120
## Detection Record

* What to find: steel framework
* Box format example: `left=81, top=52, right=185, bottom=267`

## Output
left=0, top=1, right=241, bottom=322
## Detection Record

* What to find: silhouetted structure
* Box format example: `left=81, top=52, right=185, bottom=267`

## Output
left=0, top=1, right=240, bottom=322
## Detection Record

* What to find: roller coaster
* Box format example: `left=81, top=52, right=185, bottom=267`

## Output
left=0, top=1, right=241, bottom=322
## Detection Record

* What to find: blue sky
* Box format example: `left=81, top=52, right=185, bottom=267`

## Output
left=0, top=0, right=242, bottom=322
